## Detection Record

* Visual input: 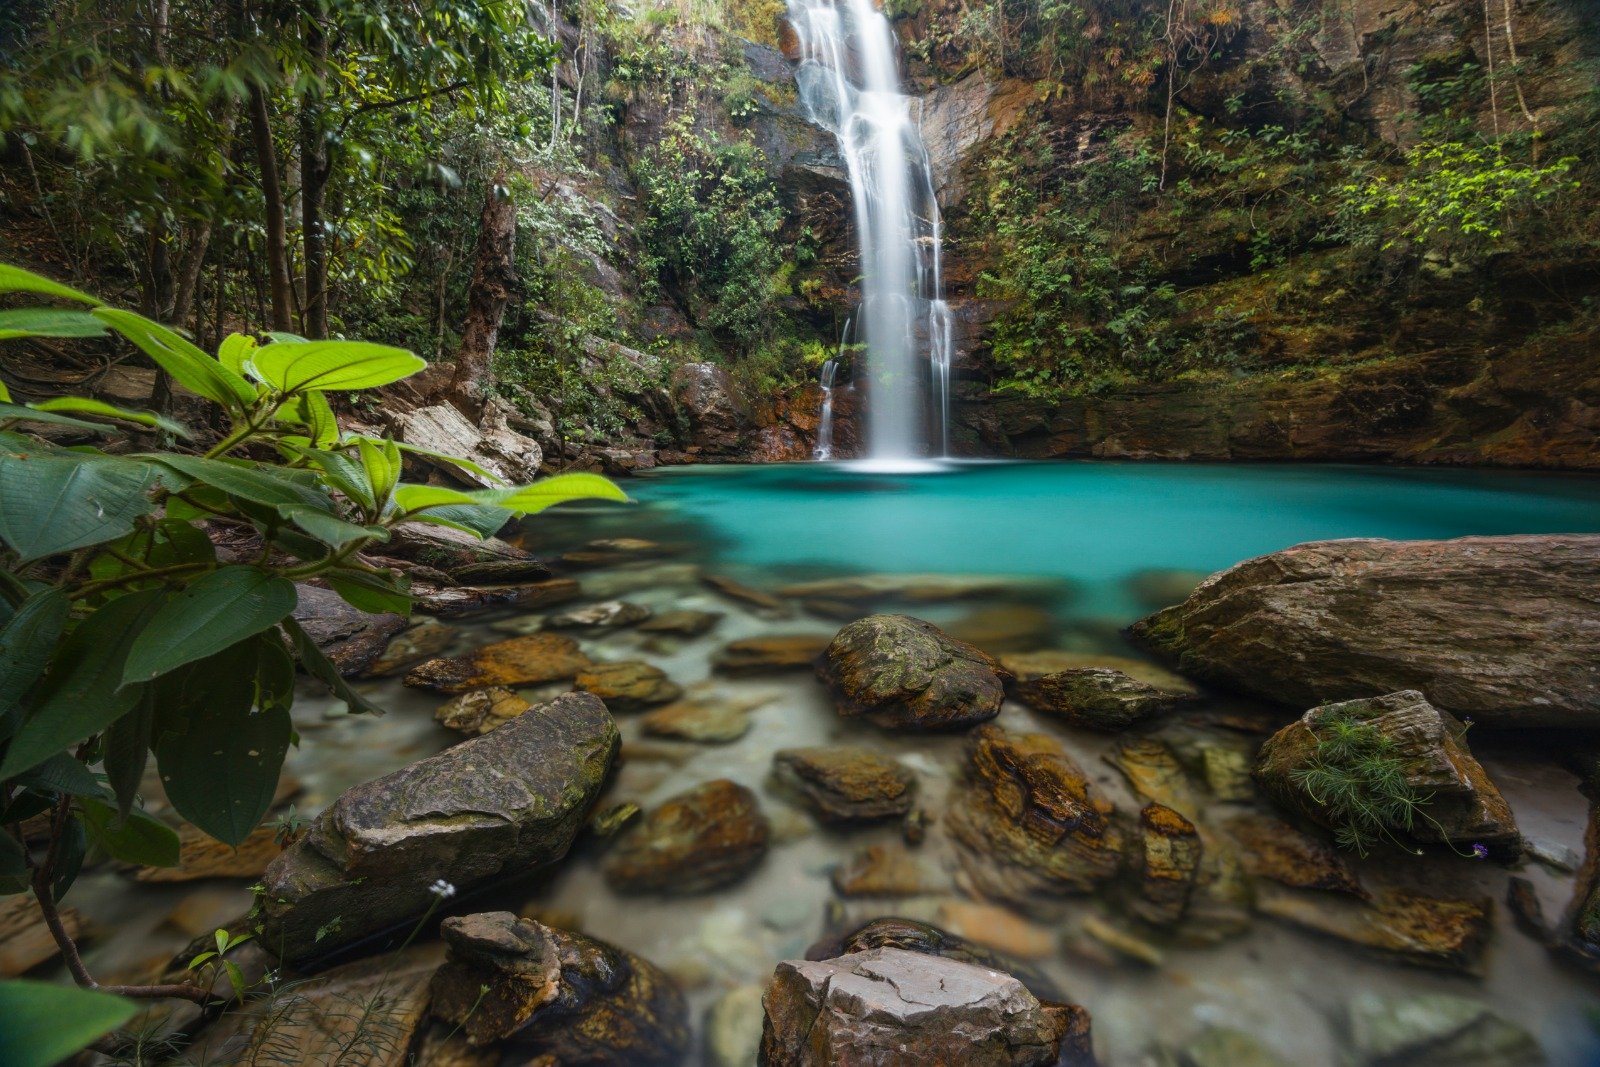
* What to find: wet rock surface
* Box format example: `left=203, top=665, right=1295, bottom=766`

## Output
left=1131, top=535, right=1600, bottom=727
left=434, top=686, right=533, bottom=736
left=1256, top=885, right=1492, bottom=973
left=948, top=724, right=1125, bottom=909
left=1220, top=813, right=1365, bottom=896
left=545, top=599, right=653, bottom=630
left=637, top=608, right=723, bottom=636
left=759, top=947, right=1089, bottom=1067
left=1345, top=991, right=1543, bottom=1066
left=1014, top=666, right=1196, bottom=731
left=1255, top=691, right=1520, bottom=856
left=713, top=634, right=830, bottom=674
left=292, top=584, right=408, bottom=676
left=430, top=911, right=688, bottom=1065
left=574, top=660, right=683, bottom=711
left=1132, top=803, right=1203, bottom=926
left=362, top=620, right=457, bottom=678
left=639, top=692, right=769, bottom=742
left=830, top=843, right=942, bottom=897
left=819, top=614, right=1009, bottom=730
left=771, top=745, right=917, bottom=823
left=414, top=577, right=581, bottom=619
left=404, top=632, right=592, bottom=693
left=604, top=779, right=769, bottom=893
left=257, top=693, right=618, bottom=964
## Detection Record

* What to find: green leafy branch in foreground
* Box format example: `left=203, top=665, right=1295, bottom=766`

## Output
left=0, top=263, right=626, bottom=1050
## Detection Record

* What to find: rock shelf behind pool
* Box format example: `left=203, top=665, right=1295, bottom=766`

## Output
left=604, top=779, right=769, bottom=893
left=1130, top=534, right=1600, bottom=727
left=430, top=911, right=688, bottom=1065
left=759, top=948, right=1091, bottom=1066
left=819, top=614, right=1009, bottom=730
left=256, top=693, right=618, bottom=965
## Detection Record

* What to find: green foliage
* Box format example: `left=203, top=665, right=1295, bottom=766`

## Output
left=0, top=979, right=138, bottom=1067
left=1289, top=712, right=1427, bottom=856
left=0, top=264, right=625, bottom=910
left=634, top=113, right=788, bottom=352
left=1336, top=142, right=1579, bottom=254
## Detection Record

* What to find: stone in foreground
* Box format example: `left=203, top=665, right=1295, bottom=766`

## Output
left=759, top=948, right=1089, bottom=1066
left=1130, top=535, right=1600, bottom=727
left=1254, top=691, right=1520, bottom=857
left=1346, top=991, right=1543, bottom=1066
left=772, top=745, right=917, bottom=823
left=819, top=614, right=1009, bottom=730
left=430, top=912, right=688, bottom=1064
left=604, top=779, right=769, bottom=893
left=257, top=693, right=618, bottom=964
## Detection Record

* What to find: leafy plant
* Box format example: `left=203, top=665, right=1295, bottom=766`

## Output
left=187, top=928, right=256, bottom=1000
left=0, top=263, right=625, bottom=1011
left=0, top=979, right=138, bottom=1066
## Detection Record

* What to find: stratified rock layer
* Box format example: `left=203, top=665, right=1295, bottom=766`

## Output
left=604, top=779, right=769, bottom=893
left=819, top=614, right=1008, bottom=730
left=1131, top=535, right=1600, bottom=727
left=772, top=746, right=917, bottom=823
left=257, top=693, right=618, bottom=964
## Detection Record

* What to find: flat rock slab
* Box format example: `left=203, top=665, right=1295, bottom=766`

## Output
left=605, top=779, right=769, bottom=893
left=405, top=632, right=592, bottom=693
left=1131, top=534, right=1600, bottom=727
left=759, top=948, right=1083, bottom=1066
left=1256, top=885, right=1492, bottom=973
left=714, top=634, right=831, bottom=674
left=257, top=693, right=618, bottom=965
left=772, top=746, right=917, bottom=823
left=574, top=660, right=683, bottom=711
left=414, top=578, right=580, bottom=619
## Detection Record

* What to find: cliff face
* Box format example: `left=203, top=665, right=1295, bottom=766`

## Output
left=740, top=0, right=1600, bottom=468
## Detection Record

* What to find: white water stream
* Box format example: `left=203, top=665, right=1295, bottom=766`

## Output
left=788, top=0, right=953, bottom=460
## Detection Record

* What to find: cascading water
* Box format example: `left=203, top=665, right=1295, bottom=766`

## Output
left=812, top=357, right=839, bottom=460
left=788, top=0, right=953, bottom=461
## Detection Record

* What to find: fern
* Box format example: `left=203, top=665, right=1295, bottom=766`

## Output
left=1289, top=711, right=1432, bottom=857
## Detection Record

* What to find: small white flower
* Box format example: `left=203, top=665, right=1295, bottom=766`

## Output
left=429, top=878, right=457, bottom=900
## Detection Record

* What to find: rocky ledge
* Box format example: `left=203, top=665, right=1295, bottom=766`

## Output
left=1130, top=534, right=1600, bottom=727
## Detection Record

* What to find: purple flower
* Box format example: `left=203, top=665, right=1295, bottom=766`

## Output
left=1470, top=843, right=1489, bottom=860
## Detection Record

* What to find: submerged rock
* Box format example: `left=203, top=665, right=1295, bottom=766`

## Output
left=1345, top=991, right=1544, bottom=1066
left=1256, top=885, right=1492, bottom=973
left=772, top=746, right=917, bottom=823
left=604, top=779, right=769, bottom=894
left=777, top=573, right=1043, bottom=604
left=830, top=843, right=942, bottom=897
left=1130, top=535, right=1600, bottom=727
left=713, top=634, right=831, bottom=674
left=560, top=537, right=673, bottom=568
left=819, top=614, right=1008, bottom=730
left=701, top=572, right=789, bottom=614
left=430, top=911, right=688, bottom=1065
left=637, top=608, right=723, bottom=636
left=946, top=603, right=1058, bottom=654
left=760, top=948, right=1090, bottom=1067
left=362, top=620, right=457, bottom=677
left=706, top=984, right=767, bottom=1067
left=1014, top=666, right=1195, bottom=731
left=1002, top=650, right=1197, bottom=694
left=1254, top=691, right=1520, bottom=857
left=947, top=725, right=1125, bottom=909
left=1132, top=803, right=1203, bottom=927
left=1126, top=567, right=1208, bottom=610
left=640, top=692, right=770, bottom=743
left=404, top=632, right=592, bottom=693
left=1106, top=736, right=1201, bottom=820
left=434, top=686, right=533, bottom=736
left=1220, top=813, right=1365, bottom=896
left=545, top=600, right=653, bottom=630
left=257, top=693, right=618, bottom=964
left=1175, top=1026, right=1293, bottom=1067
left=574, top=661, right=683, bottom=711
left=291, top=584, right=407, bottom=676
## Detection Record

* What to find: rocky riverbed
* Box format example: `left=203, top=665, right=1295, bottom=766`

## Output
left=22, top=518, right=1600, bottom=1065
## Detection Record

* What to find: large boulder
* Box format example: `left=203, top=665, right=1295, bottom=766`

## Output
left=947, top=725, right=1125, bottom=909
left=759, top=948, right=1090, bottom=1066
left=1130, top=535, right=1600, bottom=727
left=430, top=912, right=688, bottom=1065
left=819, top=614, right=1009, bottom=730
left=1254, top=691, right=1520, bottom=858
left=257, top=693, right=618, bottom=965
left=670, top=363, right=749, bottom=454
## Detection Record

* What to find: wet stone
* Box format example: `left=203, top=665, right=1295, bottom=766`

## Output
left=574, top=660, right=683, bottom=711
left=1256, top=885, right=1493, bottom=973
left=1014, top=666, right=1194, bottom=731
left=819, top=614, right=1008, bottom=730
left=831, top=843, right=941, bottom=897
left=404, top=632, right=591, bottom=693
left=640, top=692, right=771, bottom=743
left=415, top=577, right=581, bottom=619
left=362, top=620, right=458, bottom=677
left=448, top=557, right=553, bottom=585
left=772, top=746, right=917, bottom=824
left=946, top=604, right=1058, bottom=654
left=706, top=984, right=767, bottom=1067
left=1132, top=803, right=1202, bottom=927
left=1220, top=812, right=1365, bottom=896
left=1106, top=736, right=1201, bottom=821
left=544, top=599, right=653, bottom=630
left=934, top=901, right=1057, bottom=961
left=1347, top=992, right=1544, bottom=1067
left=713, top=634, right=831, bottom=674
left=604, top=779, right=770, bottom=894
left=435, top=686, right=534, bottom=736
left=701, top=572, right=791, bottom=614
left=561, top=537, right=673, bottom=568
left=636, top=609, right=723, bottom=636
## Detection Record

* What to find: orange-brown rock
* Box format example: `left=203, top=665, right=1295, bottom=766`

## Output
left=605, top=779, right=769, bottom=894
left=574, top=661, right=683, bottom=711
left=772, top=746, right=917, bottom=823
left=404, top=633, right=591, bottom=693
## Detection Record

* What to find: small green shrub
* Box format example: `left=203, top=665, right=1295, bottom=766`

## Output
left=1289, top=712, right=1428, bottom=856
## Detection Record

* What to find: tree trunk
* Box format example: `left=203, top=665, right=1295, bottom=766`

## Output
left=448, top=177, right=517, bottom=414
left=299, top=18, right=330, bottom=338
left=249, top=83, right=295, bottom=333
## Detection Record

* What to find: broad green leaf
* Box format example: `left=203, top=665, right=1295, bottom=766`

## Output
left=0, top=308, right=108, bottom=340
left=392, top=483, right=478, bottom=512
left=0, top=380, right=9, bottom=401
left=148, top=454, right=334, bottom=512
left=33, top=397, right=189, bottom=437
left=281, top=505, right=386, bottom=549
left=0, top=829, right=22, bottom=878
left=104, top=690, right=154, bottom=818
left=52, top=815, right=86, bottom=899
left=0, top=264, right=99, bottom=305
left=0, top=589, right=70, bottom=736
left=121, top=567, right=297, bottom=684
left=402, top=504, right=509, bottom=539
left=0, top=402, right=113, bottom=434
left=0, top=453, right=163, bottom=562
left=357, top=437, right=398, bottom=513
left=0, top=589, right=165, bottom=779
left=154, top=639, right=292, bottom=845
left=93, top=308, right=255, bottom=411
left=288, top=447, right=374, bottom=511
left=13, top=751, right=101, bottom=796
left=266, top=331, right=309, bottom=344
left=80, top=796, right=180, bottom=867
left=326, top=568, right=411, bottom=616
left=217, top=333, right=258, bottom=375
left=280, top=617, right=386, bottom=716
left=302, top=390, right=338, bottom=447
left=0, top=980, right=137, bottom=1067
left=475, top=472, right=628, bottom=515
left=250, top=341, right=425, bottom=392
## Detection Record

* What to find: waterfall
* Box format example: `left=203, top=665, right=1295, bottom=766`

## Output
left=813, top=357, right=838, bottom=460
left=788, top=0, right=953, bottom=462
